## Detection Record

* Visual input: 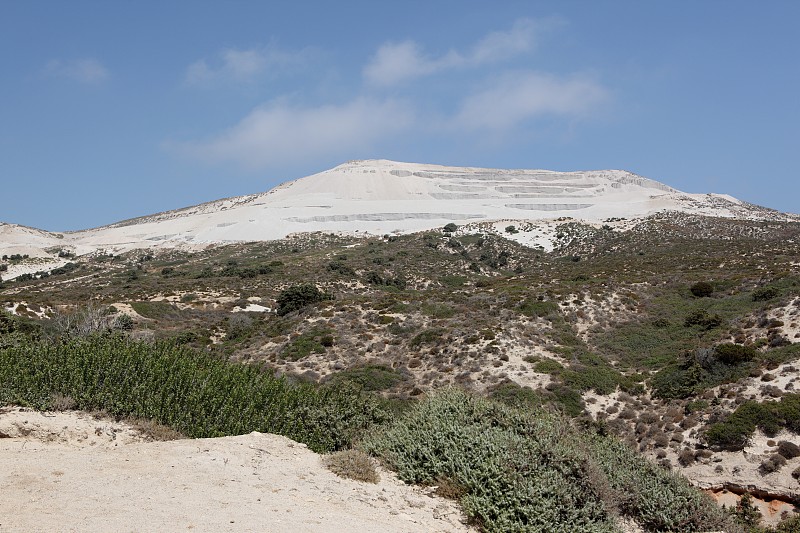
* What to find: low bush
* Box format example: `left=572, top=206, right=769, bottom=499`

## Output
left=281, top=328, right=333, bottom=361
left=690, top=281, right=714, bottom=298
left=759, top=454, right=787, bottom=475
left=753, top=286, right=780, bottom=302
left=323, top=449, right=380, bottom=483
left=364, top=389, right=734, bottom=532
left=518, top=299, right=558, bottom=319
left=0, top=336, right=387, bottom=453
left=705, top=394, right=800, bottom=451
left=714, top=343, right=756, bottom=365
left=325, top=365, right=404, bottom=392
left=276, top=285, right=333, bottom=316
left=777, top=440, right=800, bottom=459
left=684, top=310, right=722, bottom=330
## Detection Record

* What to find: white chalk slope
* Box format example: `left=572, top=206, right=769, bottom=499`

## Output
left=0, top=160, right=788, bottom=259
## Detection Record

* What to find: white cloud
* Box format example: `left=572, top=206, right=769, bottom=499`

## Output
left=471, top=18, right=541, bottom=64
left=455, top=71, right=608, bottom=130
left=167, top=98, right=413, bottom=169
left=363, top=41, right=460, bottom=86
left=185, top=46, right=312, bottom=85
left=364, top=18, right=547, bottom=86
left=43, top=58, right=109, bottom=83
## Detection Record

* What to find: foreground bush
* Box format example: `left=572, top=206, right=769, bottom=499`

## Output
left=0, top=335, right=387, bottom=452
left=364, top=389, right=735, bottom=532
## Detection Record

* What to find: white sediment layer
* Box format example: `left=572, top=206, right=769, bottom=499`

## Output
left=0, top=159, right=788, bottom=263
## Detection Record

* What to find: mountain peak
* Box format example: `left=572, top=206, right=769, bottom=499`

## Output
left=0, top=160, right=790, bottom=259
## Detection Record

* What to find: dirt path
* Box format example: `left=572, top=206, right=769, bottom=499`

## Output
left=0, top=407, right=472, bottom=533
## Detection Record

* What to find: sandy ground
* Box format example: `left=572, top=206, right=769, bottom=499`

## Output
left=0, top=407, right=472, bottom=533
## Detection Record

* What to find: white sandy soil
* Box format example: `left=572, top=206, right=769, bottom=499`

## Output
left=0, top=407, right=472, bottom=533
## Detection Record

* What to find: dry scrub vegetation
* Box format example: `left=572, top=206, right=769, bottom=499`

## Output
left=3, top=213, right=800, bottom=531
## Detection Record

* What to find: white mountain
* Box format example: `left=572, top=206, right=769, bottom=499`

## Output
left=0, top=160, right=790, bottom=266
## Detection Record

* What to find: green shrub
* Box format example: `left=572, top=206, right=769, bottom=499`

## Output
left=409, top=328, right=444, bottom=347
left=364, top=389, right=733, bottom=532
left=488, top=382, right=543, bottom=409
left=546, top=383, right=585, bottom=417
left=281, top=328, right=332, bottom=361
left=0, top=336, right=387, bottom=452
left=533, top=359, right=564, bottom=374
left=714, top=343, right=756, bottom=365
left=113, top=314, right=134, bottom=331
left=325, top=365, right=404, bottom=392
left=326, top=261, right=355, bottom=276
left=705, top=395, right=800, bottom=451
left=130, top=301, right=177, bottom=320
left=753, top=286, right=780, bottom=301
left=519, top=299, right=558, bottom=319
left=690, top=281, right=714, bottom=297
left=684, top=310, right=722, bottom=329
left=276, top=284, right=333, bottom=316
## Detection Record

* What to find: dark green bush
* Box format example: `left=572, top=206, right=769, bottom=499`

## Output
left=442, top=223, right=458, bottom=233
left=684, top=310, right=722, bottom=329
left=753, top=286, right=780, bottom=301
left=519, top=299, right=558, bottom=319
left=326, top=261, right=355, bottom=276
left=281, top=328, right=332, bottom=361
left=690, top=281, right=714, bottom=298
left=0, top=336, right=387, bottom=452
left=276, top=284, right=333, bottom=316
left=325, top=365, right=404, bottom=392
left=777, top=440, right=800, bottom=459
left=705, top=395, right=800, bottom=451
left=714, top=343, right=756, bottom=365
left=488, top=382, right=543, bottom=409
left=409, top=328, right=444, bottom=347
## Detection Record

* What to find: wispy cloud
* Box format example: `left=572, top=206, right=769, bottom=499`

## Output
left=42, top=58, right=109, bottom=83
left=456, top=71, right=608, bottom=130
left=185, top=45, right=314, bottom=85
left=363, top=18, right=553, bottom=86
left=166, top=98, right=413, bottom=169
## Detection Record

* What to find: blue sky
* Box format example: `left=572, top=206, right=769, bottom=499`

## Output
left=2, top=1, right=798, bottom=231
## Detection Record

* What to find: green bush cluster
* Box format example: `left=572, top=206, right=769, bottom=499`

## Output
left=0, top=336, right=387, bottom=452
left=518, top=299, right=558, bottom=319
left=364, top=270, right=406, bottom=290
left=705, top=394, right=800, bottom=451
left=714, top=343, right=756, bottom=365
left=364, top=389, right=733, bottom=532
left=651, top=358, right=751, bottom=400
left=690, top=281, right=714, bottom=298
left=684, top=309, right=722, bottom=329
left=281, top=328, right=334, bottom=361
left=325, top=364, right=404, bottom=392
left=752, top=286, right=780, bottom=302
left=276, top=284, right=333, bottom=316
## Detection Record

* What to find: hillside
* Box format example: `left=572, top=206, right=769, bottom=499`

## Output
left=3, top=211, right=800, bottom=528
left=2, top=162, right=800, bottom=530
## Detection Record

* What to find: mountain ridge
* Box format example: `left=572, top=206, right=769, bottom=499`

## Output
left=1, top=160, right=796, bottom=264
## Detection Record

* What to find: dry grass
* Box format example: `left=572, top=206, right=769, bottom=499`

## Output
left=323, top=449, right=380, bottom=483
left=124, top=416, right=185, bottom=441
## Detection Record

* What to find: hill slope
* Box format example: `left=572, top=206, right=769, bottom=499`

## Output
left=2, top=160, right=791, bottom=262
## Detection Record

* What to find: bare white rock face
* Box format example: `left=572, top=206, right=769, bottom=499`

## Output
left=0, top=159, right=791, bottom=261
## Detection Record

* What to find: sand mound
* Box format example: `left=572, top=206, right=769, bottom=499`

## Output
left=0, top=407, right=472, bottom=532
